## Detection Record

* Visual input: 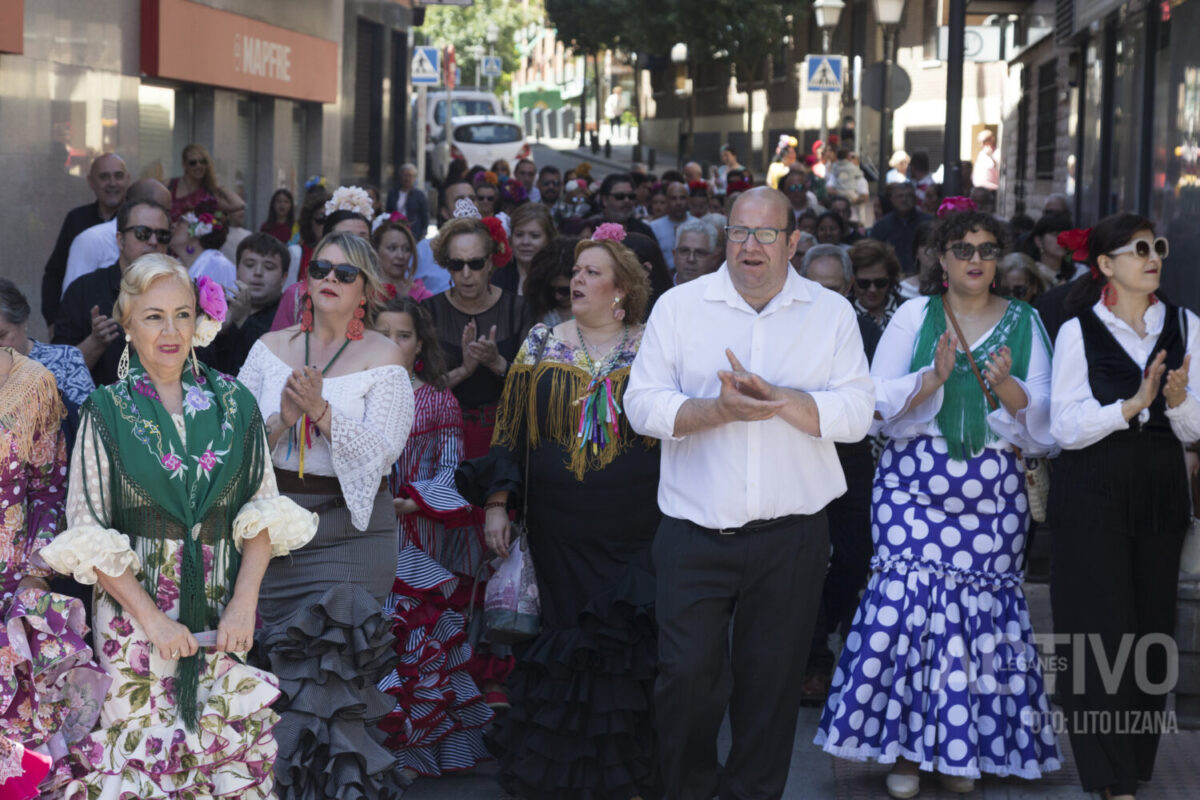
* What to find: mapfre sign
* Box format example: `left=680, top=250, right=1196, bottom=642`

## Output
left=141, top=0, right=338, bottom=104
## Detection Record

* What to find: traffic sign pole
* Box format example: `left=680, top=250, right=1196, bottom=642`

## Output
left=410, top=46, right=440, bottom=189
left=416, top=85, right=427, bottom=191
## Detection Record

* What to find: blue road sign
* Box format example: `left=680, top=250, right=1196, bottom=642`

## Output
left=412, top=46, right=440, bottom=85
left=806, top=55, right=844, bottom=93
left=482, top=56, right=502, bottom=79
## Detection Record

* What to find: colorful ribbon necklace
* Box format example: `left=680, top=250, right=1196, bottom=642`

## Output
left=574, top=323, right=629, bottom=454
left=295, top=331, right=351, bottom=477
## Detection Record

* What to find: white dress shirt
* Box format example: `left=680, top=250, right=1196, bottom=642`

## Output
left=188, top=248, right=238, bottom=289
left=872, top=297, right=1056, bottom=455
left=62, top=218, right=119, bottom=297
left=415, top=237, right=452, bottom=295
left=626, top=265, right=875, bottom=529
left=1050, top=300, right=1200, bottom=449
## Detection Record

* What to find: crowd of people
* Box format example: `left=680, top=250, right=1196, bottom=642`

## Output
left=0, top=136, right=1193, bottom=800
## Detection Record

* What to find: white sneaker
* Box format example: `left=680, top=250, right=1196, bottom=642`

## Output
left=885, top=770, right=920, bottom=799
left=939, top=773, right=975, bottom=793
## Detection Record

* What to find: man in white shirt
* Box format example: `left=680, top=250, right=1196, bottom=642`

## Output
left=61, top=178, right=172, bottom=297
left=649, top=181, right=694, bottom=272
left=413, top=180, right=475, bottom=296
left=626, top=186, right=874, bottom=800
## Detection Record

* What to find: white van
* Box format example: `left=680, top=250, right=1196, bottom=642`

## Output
left=411, top=89, right=504, bottom=152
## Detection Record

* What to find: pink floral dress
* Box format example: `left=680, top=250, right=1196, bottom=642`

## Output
left=0, top=352, right=109, bottom=799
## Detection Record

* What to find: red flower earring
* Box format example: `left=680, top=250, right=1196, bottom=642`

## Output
left=347, top=298, right=366, bottom=340
left=300, top=293, right=314, bottom=332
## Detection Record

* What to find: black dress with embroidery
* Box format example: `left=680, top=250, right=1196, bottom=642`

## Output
left=458, top=323, right=662, bottom=800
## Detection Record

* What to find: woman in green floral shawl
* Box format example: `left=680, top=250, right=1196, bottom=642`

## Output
left=42, top=255, right=317, bottom=799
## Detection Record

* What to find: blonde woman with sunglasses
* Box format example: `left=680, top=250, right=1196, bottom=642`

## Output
left=1047, top=213, right=1198, bottom=800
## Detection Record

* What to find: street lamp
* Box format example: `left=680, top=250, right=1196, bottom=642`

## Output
left=813, top=0, right=844, bottom=147
left=873, top=0, right=906, bottom=185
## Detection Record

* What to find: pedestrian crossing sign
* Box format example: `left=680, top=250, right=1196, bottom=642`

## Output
left=412, top=46, right=440, bottom=85
left=806, top=55, right=844, bottom=93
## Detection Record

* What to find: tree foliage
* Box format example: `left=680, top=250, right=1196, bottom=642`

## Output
left=417, top=0, right=543, bottom=95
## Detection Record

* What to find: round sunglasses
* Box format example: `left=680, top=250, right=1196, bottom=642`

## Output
left=1109, top=237, right=1169, bottom=260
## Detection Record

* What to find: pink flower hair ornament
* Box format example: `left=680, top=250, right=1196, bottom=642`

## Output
left=936, top=196, right=978, bottom=219
left=592, top=223, right=627, bottom=243
left=196, top=276, right=227, bottom=323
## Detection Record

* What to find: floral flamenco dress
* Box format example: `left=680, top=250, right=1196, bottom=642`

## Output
left=41, top=354, right=317, bottom=799
left=0, top=352, right=109, bottom=799
left=376, top=382, right=493, bottom=775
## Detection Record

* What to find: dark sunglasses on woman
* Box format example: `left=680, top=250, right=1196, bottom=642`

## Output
left=856, top=277, right=890, bottom=290
left=445, top=257, right=488, bottom=272
left=122, top=225, right=172, bottom=244
left=308, top=260, right=362, bottom=283
left=948, top=242, right=1003, bottom=261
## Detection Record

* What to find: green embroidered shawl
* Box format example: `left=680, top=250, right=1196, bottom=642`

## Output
left=908, top=295, right=1051, bottom=460
left=80, top=352, right=266, bottom=728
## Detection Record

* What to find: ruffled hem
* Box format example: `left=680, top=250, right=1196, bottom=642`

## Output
left=816, top=565, right=1062, bottom=780
left=258, top=581, right=407, bottom=800
left=233, top=495, right=319, bottom=555
left=62, top=655, right=280, bottom=799
left=486, top=567, right=659, bottom=800
left=0, top=737, right=51, bottom=800
left=39, top=525, right=141, bottom=585
left=814, top=737, right=1063, bottom=780
left=0, top=588, right=110, bottom=793
left=377, top=545, right=493, bottom=776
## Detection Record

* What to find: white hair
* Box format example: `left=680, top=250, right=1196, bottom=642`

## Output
left=675, top=219, right=718, bottom=251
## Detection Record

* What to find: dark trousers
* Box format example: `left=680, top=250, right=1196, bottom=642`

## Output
left=654, top=513, right=830, bottom=800
left=1050, top=519, right=1185, bottom=795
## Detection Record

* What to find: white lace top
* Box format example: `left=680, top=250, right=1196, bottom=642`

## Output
left=42, top=413, right=318, bottom=584
left=238, top=340, right=415, bottom=530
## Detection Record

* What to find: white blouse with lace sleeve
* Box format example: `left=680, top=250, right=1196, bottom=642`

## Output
left=42, top=408, right=318, bottom=584
left=240, top=340, right=416, bottom=531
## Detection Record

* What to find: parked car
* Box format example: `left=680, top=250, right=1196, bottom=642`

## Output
left=411, top=89, right=503, bottom=152
left=431, top=115, right=530, bottom=182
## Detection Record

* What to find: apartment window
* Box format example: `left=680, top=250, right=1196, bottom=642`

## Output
left=1035, top=59, right=1058, bottom=179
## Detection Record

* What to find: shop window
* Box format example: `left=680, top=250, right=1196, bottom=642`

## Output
left=138, top=84, right=177, bottom=181
left=1035, top=59, right=1057, bottom=179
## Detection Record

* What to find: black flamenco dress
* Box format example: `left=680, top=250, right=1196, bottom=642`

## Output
left=458, top=323, right=662, bottom=800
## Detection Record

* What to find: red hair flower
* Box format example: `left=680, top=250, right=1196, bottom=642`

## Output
left=1057, top=227, right=1092, bottom=264
left=387, top=211, right=409, bottom=224
left=936, top=196, right=977, bottom=219
left=687, top=180, right=709, bottom=196
left=481, top=216, right=512, bottom=268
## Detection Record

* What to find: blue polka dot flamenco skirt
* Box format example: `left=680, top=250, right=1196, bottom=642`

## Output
left=814, top=435, right=1061, bottom=779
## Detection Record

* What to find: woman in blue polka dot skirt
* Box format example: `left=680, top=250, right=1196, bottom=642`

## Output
left=815, top=211, right=1062, bottom=798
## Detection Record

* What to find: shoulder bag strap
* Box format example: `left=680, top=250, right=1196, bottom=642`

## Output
left=521, top=331, right=551, bottom=526
left=942, top=299, right=1023, bottom=461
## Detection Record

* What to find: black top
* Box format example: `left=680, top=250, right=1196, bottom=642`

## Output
left=42, top=201, right=105, bottom=325
left=204, top=300, right=281, bottom=375
left=422, top=290, right=529, bottom=411
left=857, top=312, right=882, bottom=364
left=1078, top=303, right=1186, bottom=433
left=867, top=209, right=934, bottom=275
left=490, top=263, right=522, bottom=294
left=623, top=216, right=657, bottom=242
left=52, top=261, right=123, bottom=387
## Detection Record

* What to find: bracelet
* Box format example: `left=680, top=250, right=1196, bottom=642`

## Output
left=484, top=500, right=508, bottom=511
left=312, top=401, right=330, bottom=425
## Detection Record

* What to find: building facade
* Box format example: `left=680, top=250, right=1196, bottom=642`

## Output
left=2, top=0, right=416, bottom=340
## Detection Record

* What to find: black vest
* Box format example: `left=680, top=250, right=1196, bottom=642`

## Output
left=1078, top=303, right=1187, bottom=433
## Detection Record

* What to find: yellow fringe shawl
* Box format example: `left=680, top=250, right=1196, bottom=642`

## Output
left=491, top=359, right=656, bottom=481
left=0, top=350, right=67, bottom=463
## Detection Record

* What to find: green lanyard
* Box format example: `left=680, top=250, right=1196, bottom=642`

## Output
left=305, top=331, right=352, bottom=374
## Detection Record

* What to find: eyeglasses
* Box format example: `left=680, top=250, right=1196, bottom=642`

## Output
left=675, top=247, right=713, bottom=261
left=785, top=184, right=807, bottom=193
left=308, top=260, right=362, bottom=283
left=947, top=242, right=1003, bottom=261
left=856, top=277, right=891, bottom=290
left=445, top=257, right=489, bottom=272
left=726, top=225, right=787, bottom=245
left=1109, top=237, right=1169, bottom=260
left=1009, top=285, right=1029, bottom=298
left=552, top=286, right=571, bottom=298
left=122, top=225, right=172, bottom=244
left=187, top=158, right=207, bottom=167
left=608, top=192, right=636, bottom=201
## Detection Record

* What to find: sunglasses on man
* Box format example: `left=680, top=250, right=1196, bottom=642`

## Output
left=856, top=277, right=891, bottom=290
left=308, top=259, right=363, bottom=283
left=608, top=192, right=636, bottom=201
left=1109, top=237, right=1169, bottom=260
left=122, top=225, right=172, bottom=244
left=445, top=257, right=489, bottom=272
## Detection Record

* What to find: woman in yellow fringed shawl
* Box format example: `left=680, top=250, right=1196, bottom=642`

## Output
left=458, top=223, right=661, bottom=800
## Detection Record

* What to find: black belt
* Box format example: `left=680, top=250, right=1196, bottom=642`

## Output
left=275, top=469, right=387, bottom=514
left=695, top=513, right=809, bottom=536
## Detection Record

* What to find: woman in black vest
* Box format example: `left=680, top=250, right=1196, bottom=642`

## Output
left=1048, top=212, right=1200, bottom=800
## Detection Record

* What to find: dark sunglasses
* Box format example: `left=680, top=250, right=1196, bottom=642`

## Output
left=608, top=192, right=636, bottom=201
left=541, top=179, right=562, bottom=187
left=785, top=185, right=807, bottom=193
left=948, top=242, right=1003, bottom=261
left=445, top=257, right=489, bottom=272
left=308, top=259, right=362, bottom=283
left=856, top=277, right=891, bottom=290
left=187, top=158, right=207, bottom=167
left=552, top=286, right=571, bottom=297
left=1009, top=285, right=1030, bottom=298
left=122, top=225, right=172, bottom=244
